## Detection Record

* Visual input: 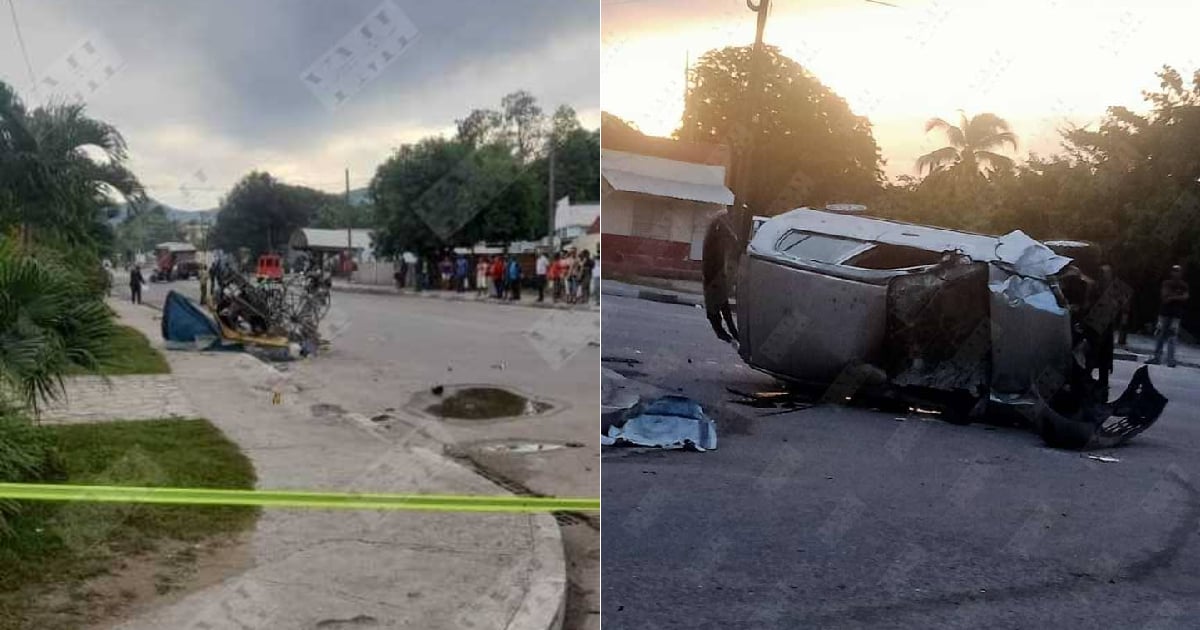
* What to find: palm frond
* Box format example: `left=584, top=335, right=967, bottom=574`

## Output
left=0, top=243, right=115, bottom=414
left=974, top=150, right=1015, bottom=174
left=924, top=117, right=965, bottom=148
left=975, top=131, right=1018, bottom=152
left=964, top=113, right=1013, bottom=146
left=915, top=146, right=961, bottom=175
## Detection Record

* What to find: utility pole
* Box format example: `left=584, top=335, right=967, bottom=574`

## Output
left=547, top=135, right=556, bottom=248
left=731, top=0, right=770, bottom=245
left=345, top=168, right=352, bottom=274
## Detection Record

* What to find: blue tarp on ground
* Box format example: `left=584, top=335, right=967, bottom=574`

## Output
left=161, top=290, right=222, bottom=350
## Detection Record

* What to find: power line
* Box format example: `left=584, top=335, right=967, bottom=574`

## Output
left=6, top=0, right=38, bottom=97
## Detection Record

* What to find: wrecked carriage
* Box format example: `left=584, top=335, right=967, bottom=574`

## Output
left=733, top=207, right=1167, bottom=449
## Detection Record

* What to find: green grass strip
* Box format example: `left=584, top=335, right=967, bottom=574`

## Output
left=0, top=483, right=598, bottom=513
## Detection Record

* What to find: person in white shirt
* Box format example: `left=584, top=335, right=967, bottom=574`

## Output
left=591, top=251, right=600, bottom=306
left=535, top=252, right=550, bottom=302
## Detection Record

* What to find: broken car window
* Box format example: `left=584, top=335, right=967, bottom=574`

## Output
left=775, top=230, right=867, bottom=264
left=842, top=244, right=943, bottom=270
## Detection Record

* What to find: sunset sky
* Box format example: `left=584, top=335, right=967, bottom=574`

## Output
left=603, top=0, right=1199, bottom=179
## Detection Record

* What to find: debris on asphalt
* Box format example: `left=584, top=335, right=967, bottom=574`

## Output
left=605, top=395, right=718, bottom=451
left=727, top=387, right=814, bottom=414
left=431, top=385, right=445, bottom=396
left=1085, top=455, right=1120, bottom=463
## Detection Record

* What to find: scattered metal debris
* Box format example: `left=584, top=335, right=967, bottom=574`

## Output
left=1085, top=455, right=1120, bottom=463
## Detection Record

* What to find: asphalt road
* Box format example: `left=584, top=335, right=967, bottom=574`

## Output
left=601, top=294, right=1200, bottom=630
left=118, top=276, right=601, bottom=629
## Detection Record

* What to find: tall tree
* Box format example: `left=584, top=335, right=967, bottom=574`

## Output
left=916, top=111, right=1018, bottom=177
left=677, top=46, right=883, bottom=217
left=535, top=106, right=599, bottom=205
left=209, top=172, right=327, bottom=257
left=0, top=80, right=143, bottom=249
left=456, top=108, right=505, bottom=148
left=115, top=204, right=185, bottom=256
left=501, top=90, right=545, bottom=162
left=371, top=137, right=541, bottom=258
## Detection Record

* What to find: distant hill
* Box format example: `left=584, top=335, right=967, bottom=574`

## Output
left=107, top=185, right=367, bottom=226
left=107, top=199, right=218, bottom=225
left=348, top=187, right=371, bottom=206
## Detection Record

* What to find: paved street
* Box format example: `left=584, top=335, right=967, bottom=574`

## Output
left=601, top=294, right=1200, bottom=630
left=118, top=276, right=601, bottom=629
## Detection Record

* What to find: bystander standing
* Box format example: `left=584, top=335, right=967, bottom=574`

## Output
left=1148, top=264, right=1190, bottom=368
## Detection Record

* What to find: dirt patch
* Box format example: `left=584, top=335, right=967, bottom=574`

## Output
left=23, top=532, right=252, bottom=630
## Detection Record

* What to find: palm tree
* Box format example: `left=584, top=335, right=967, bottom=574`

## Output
left=0, top=240, right=115, bottom=416
left=0, top=80, right=143, bottom=249
left=916, top=111, right=1018, bottom=177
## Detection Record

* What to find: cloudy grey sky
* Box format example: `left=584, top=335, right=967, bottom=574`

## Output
left=1, top=0, right=599, bottom=209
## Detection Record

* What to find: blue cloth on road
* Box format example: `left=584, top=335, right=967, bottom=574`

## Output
left=604, top=395, right=718, bottom=451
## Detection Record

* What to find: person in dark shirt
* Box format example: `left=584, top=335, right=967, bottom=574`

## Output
left=129, top=265, right=145, bottom=304
left=1148, top=265, right=1189, bottom=367
left=702, top=210, right=740, bottom=343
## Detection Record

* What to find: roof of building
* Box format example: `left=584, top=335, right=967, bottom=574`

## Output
left=555, top=197, right=601, bottom=231
left=599, top=126, right=731, bottom=170
left=290, top=228, right=374, bottom=251
left=601, top=149, right=734, bottom=206
left=155, top=241, right=196, bottom=253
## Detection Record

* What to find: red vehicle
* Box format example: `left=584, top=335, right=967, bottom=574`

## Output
left=151, top=242, right=199, bottom=282
left=256, top=254, right=284, bottom=281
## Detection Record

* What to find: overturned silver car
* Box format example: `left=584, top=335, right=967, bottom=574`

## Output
left=734, top=207, right=1167, bottom=449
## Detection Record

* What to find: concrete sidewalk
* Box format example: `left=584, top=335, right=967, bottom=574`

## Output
left=104, top=299, right=566, bottom=630
left=40, top=374, right=194, bottom=424
left=334, top=280, right=600, bottom=311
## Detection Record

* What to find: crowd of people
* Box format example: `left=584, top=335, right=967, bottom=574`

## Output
left=392, top=248, right=600, bottom=306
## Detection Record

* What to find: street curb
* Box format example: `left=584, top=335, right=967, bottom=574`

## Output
left=600, top=283, right=710, bottom=309
left=1114, top=349, right=1200, bottom=369
left=505, top=512, right=567, bottom=630
left=333, top=283, right=599, bottom=312
left=107, top=299, right=568, bottom=630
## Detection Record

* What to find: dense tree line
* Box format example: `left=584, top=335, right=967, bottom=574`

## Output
left=668, top=45, right=1200, bottom=332
left=371, top=92, right=599, bottom=258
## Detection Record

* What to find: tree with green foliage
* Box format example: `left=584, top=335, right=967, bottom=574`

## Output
left=210, top=172, right=335, bottom=257
left=533, top=105, right=600, bottom=205
left=677, top=45, right=883, bottom=217
left=0, top=80, right=143, bottom=250
left=0, top=240, right=115, bottom=415
left=311, top=199, right=375, bottom=230
left=115, top=204, right=185, bottom=256
left=916, top=112, right=1018, bottom=178
left=371, top=137, right=542, bottom=258
left=501, top=90, right=545, bottom=162
left=875, top=66, right=1200, bottom=331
